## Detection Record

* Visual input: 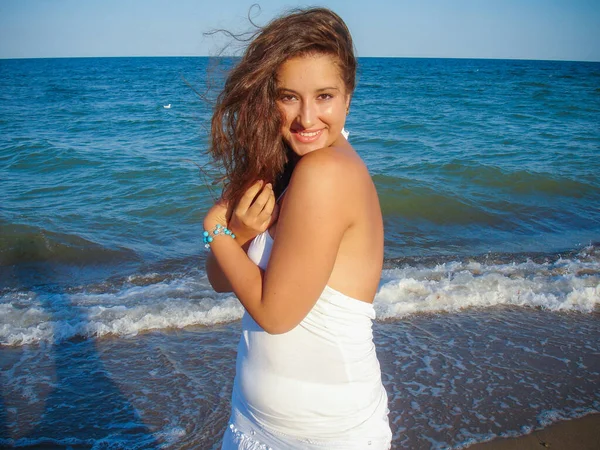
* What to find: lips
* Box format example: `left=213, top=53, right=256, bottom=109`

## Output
left=292, top=128, right=324, bottom=143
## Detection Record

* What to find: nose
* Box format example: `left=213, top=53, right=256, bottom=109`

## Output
left=297, top=100, right=315, bottom=129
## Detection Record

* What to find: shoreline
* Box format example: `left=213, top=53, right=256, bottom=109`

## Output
left=467, top=413, right=600, bottom=450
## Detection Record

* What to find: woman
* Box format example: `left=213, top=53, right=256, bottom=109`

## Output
left=204, top=8, right=392, bottom=449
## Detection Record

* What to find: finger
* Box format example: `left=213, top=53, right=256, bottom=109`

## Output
left=247, top=184, right=272, bottom=217
left=247, top=183, right=273, bottom=216
left=259, top=202, right=280, bottom=231
left=257, top=190, right=276, bottom=223
left=236, top=180, right=264, bottom=214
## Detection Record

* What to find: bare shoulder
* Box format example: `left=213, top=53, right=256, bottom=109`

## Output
left=290, top=146, right=368, bottom=193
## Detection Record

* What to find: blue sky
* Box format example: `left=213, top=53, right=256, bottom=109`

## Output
left=1, top=0, right=599, bottom=61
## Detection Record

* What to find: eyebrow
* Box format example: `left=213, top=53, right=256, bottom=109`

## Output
left=277, top=87, right=342, bottom=94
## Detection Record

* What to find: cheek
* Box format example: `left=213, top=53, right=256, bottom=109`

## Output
left=322, top=101, right=346, bottom=122
left=320, top=104, right=334, bottom=116
left=318, top=103, right=341, bottom=121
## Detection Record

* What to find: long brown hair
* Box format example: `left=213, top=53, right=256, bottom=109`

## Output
left=210, top=7, right=357, bottom=204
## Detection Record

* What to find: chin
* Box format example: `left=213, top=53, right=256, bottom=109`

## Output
left=291, top=144, right=320, bottom=156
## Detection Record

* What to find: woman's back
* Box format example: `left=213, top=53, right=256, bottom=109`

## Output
left=271, top=145, right=383, bottom=304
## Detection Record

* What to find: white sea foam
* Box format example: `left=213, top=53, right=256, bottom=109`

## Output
left=1, top=252, right=598, bottom=346
left=374, top=256, right=599, bottom=319
left=1, top=276, right=244, bottom=346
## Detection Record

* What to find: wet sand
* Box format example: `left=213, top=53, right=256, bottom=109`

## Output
left=467, top=413, right=600, bottom=450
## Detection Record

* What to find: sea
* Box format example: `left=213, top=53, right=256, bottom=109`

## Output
left=0, top=56, right=599, bottom=449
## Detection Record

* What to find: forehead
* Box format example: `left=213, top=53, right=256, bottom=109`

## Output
left=276, top=54, right=344, bottom=90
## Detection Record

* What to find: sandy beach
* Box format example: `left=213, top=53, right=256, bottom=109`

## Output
left=467, top=413, right=600, bottom=450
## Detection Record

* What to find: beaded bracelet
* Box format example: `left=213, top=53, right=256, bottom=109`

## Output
left=203, top=224, right=236, bottom=249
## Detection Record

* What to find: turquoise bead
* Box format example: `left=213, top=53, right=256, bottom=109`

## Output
left=203, top=224, right=236, bottom=250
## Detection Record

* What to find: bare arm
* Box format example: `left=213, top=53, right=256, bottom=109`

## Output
left=205, top=149, right=353, bottom=333
left=205, top=181, right=277, bottom=293
left=205, top=252, right=234, bottom=293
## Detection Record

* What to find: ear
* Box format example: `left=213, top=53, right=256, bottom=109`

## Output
left=345, top=95, right=351, bottom=115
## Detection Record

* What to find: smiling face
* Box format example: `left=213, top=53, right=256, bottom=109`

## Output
left=276, top=53, right=350, bottom=157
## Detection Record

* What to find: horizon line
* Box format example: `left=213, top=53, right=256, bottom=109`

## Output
left=1, top=55, right=599, bottom=63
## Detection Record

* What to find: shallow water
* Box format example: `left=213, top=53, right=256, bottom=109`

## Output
left=1, top=308, right=598, bottom=449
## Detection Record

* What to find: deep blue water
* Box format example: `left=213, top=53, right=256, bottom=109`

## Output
left=1, top=57, right=599, bottom=448
left=1, top=57, right=599, bottom=270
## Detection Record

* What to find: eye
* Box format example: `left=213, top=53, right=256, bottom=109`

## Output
left=317, top=93, right=334, bottom=100
left=279, top=94, right=297, bottom=103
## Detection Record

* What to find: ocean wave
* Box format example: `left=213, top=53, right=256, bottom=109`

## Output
left=1, top=246, right=598, bottom=347
left=372, top=167, right=600, bottom=233
left=376, top=247, right=599, bottom=319
left=5, top=141, right=103, bottom=173
left=0, top=222, right=138, bottom=266
left=439, top=162, right=599, bottom=197
left=0, top=275, right=244, bottom=346
left=374, top=174, right=500, bottom=225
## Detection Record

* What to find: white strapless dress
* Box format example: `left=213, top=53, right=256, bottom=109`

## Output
left=221, top=219, right=391, bottom=450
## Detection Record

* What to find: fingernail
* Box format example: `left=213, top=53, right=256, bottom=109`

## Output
left=266, top=183, right=272, bottom=189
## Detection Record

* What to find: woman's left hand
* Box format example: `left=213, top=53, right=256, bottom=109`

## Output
left=229, top=181, right=278, bottom=246
left=203, top=180, right=278, bottom=247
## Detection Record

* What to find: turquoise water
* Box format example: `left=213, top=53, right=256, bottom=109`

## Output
left=1, top=57, right=599, bottom=448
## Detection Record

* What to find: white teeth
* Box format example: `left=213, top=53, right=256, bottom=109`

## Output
left=299, top=130, right=320, bottom=137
